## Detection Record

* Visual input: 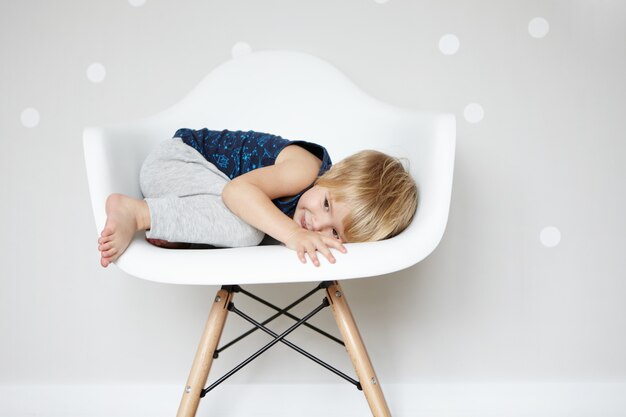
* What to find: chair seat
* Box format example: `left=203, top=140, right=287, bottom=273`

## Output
left=83, top=50, right=456, bottom=285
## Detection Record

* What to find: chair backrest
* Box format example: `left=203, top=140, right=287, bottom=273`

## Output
left=83, top=50, right=455, bottom=284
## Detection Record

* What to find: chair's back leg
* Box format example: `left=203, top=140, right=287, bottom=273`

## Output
left=326, top=281, right=392, bottom=417
left=177, top=288, right=234, bottom=417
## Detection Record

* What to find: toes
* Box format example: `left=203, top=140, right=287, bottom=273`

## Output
left=100, top=248, right=119, bottom=267
left=98, top=241, right=113, bottom=251
left=99, top=232, right=114, bottom=246
left=100, top=226, right=115, bottom=238
left=98, top=193, right=142, bottom=268
left=100, top=255, right=116, bottom=268
left=102, top=247, right=118, bottom=258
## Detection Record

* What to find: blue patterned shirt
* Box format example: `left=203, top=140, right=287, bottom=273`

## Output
left=173, top=128, right=332, bottom=217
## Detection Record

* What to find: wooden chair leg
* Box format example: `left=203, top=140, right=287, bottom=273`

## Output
left=326, top=281, right=392, bottom=417
left=176, top=288, right=233, bottom=417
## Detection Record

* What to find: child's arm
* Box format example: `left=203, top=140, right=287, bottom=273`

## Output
left=222, top=145, right=346, bottom=266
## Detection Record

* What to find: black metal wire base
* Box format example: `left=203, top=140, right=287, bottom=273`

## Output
left=200, top=281, right=362, bottom=398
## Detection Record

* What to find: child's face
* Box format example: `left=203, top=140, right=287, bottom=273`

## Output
left=293, top=185, right=350, bottom=243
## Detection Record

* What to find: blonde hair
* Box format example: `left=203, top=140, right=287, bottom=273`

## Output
left=316, top=150, right=418, bottom=242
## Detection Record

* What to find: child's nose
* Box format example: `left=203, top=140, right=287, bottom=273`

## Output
left=312, top=213, right=332, bottom=231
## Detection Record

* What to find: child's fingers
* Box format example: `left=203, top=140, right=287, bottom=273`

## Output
left=307, top=248, right=320, bottom=267
left=299, top=241, right=319, bottom=267
left=332, top=240, right=347, bottom=254
left=321, top=236, right=347, bottom=255
left=297, top=248, right=306, bottom=264
left=315, top=234, right=346, bottom=252
left=299, top=242, right=319, bottom=266
left=306, top=236, right=334, bottom=266
left=292, top=234, right=346, bottom=267
left=316, top=243, right=336, bottom=264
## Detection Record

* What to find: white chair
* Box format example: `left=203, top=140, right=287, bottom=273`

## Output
left=84, top=50, right=455, bottom=417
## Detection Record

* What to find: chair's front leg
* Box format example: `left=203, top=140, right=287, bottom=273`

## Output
left=326, top=281, right=392, bottom=417
left=177, top=287, right=233, bottom=417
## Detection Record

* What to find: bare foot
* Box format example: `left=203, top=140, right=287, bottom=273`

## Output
left=98, top=194, right=150, bottom=268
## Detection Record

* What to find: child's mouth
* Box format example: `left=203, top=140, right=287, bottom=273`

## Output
left=300, top=215, right=308, bottom=230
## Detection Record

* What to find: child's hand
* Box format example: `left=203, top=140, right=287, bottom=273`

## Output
left=284, top=229, right=347, bottom=267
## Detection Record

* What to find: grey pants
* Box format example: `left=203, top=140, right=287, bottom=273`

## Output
left=139, top=138, right=265, bottom=247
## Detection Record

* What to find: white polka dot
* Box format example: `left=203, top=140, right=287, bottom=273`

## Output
left=540, top=226, right=561, bottom=247
left=463, top=103, right=484, bottom=123
left=231, top=42, right=252, bottom=59
left=528, top=17, right=549, bottom=39
left=87, top=62, right=106, bottom=83
left=439, top=34, right=460, bottom=55
left=374, top=0, right=390, bottom=4
left=128, top=0, right=146, bottom=6
left=21, top=108, right=40, bottom=128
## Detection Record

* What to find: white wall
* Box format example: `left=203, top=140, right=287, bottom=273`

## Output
left=1, top=0, right=625, bottom=415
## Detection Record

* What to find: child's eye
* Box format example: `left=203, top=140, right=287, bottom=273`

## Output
left=332, top=229, right=340, bottom=240
left=324, top=198, right=330, bottom=211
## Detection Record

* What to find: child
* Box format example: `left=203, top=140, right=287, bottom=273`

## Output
left=98, top=128, right=417, bottom=268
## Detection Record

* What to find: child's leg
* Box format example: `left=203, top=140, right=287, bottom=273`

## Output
left=140, top=138, right=230, bottom=199
left=144, top=194, right=263, bottom=247
left=139, top=138, right=264, bottom=247
left=98, top=138, right=264, bottom=267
